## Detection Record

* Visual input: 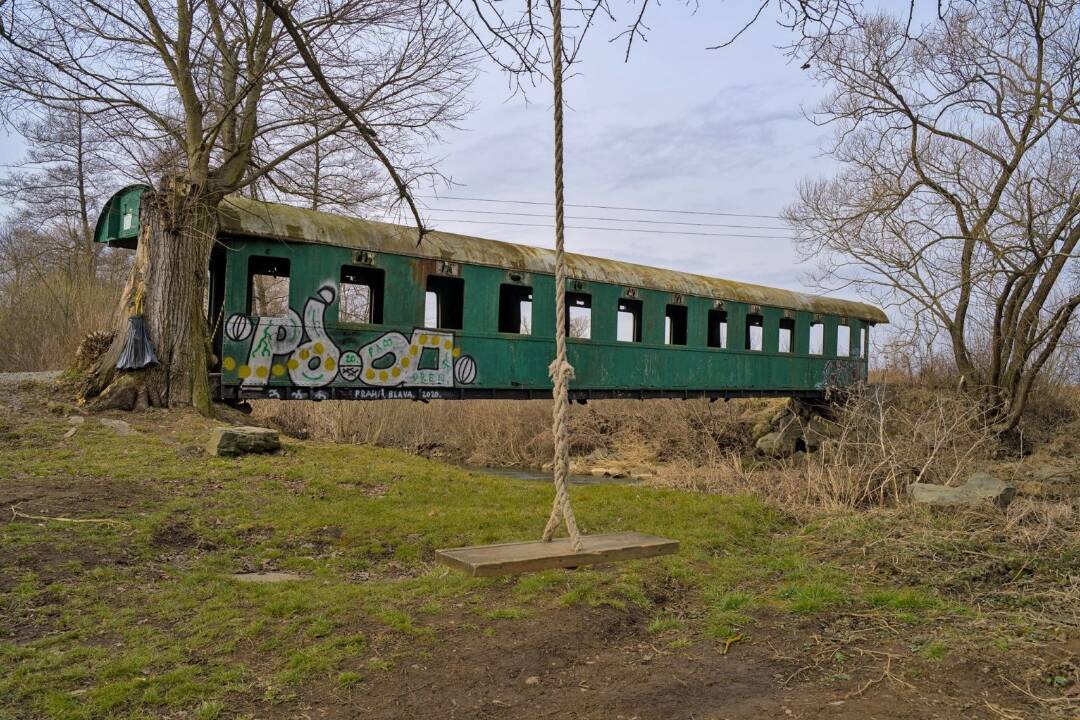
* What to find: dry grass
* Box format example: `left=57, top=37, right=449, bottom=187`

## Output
left=257, top=383, right=1079, bottom=516
left=256, top=396, right=774, bottom=469
left=0, top=264, right=127, bottom=372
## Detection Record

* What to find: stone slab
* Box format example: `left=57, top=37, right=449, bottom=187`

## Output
left=208, top=425, right=281, bottom=457
left=910, top=472, right=1016, bottom=509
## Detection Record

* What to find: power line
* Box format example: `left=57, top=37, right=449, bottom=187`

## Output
left=426, top=217, right=793, bottom=240
left=424, top=206, right=790, bottom=231
left=418, top=194, right=785, bottom=220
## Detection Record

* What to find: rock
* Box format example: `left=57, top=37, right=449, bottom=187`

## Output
left=208, top=425, right=281, bottom=457
left=755, top=431, right=786, bottom=456
left=99, top=418, right=135, bottom=436
left=67, top=415, right=86, bottom=425
left=803, top=416, right=840, bottom=451
left=750, top=399, right=788, bottom=439
left=909, top=472, right=1016, bottom=509
left=62, top=427, right=78, bottom=439
left=228, top=571, right=302, bottom=583
left=755, top=416, right=803, bottom=457
left=45, top=401, right=68, bottom=415
left=524, top=676, right=540, bottom=686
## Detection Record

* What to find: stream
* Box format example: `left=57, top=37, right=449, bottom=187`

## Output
left=463, top=465, right=642, bottom=486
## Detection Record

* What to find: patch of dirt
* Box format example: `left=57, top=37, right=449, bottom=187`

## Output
left=150, top=517, right=200, bottom=549
left=0, top=476, right=156, bottom=524
left=243, top=605, right=1054, bottom=720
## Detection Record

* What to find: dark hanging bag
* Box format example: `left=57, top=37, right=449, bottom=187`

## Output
left=116, top=290, right=159, bottom=370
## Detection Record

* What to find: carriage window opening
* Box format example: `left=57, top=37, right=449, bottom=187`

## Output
left=708, top=309, right=728, bottom=348
left=425, top=275, right=464, bottom=330
left=778, top=318, right=795, bottom=353
left=745, top=313, right=764, bottom=351
left=665, top=305, right=688, bottom=346
left=809, top=322, right=824, bottom=355
left=498, top=284, right=533, bottom=334
left=339, top=265, right=384, bottom=324
left=858, top=327, right=867, bottom=358
left=837, top=323, right=851, bottom=356
left=567, top=292, right=591, bottom=339
left=247, top=256, right=290, bottom=318
left=617, top=298, right=642, bottom=342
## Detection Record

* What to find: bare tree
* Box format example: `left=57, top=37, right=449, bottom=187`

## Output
left=447, top=0, right=917, bottom=82
left=0, top=0, right=473, bottom=412
left=0, top=103, right=116, bottom=278
left=787, top=0, right=1080, bottom=432
left=0, top=103, right=132, bottom=370
left=254, top=121, right=385, bottom=213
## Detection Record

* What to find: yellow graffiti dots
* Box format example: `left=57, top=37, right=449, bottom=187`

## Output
left=392, top=367, right=401, bottom=378
left=409, top=344, right=419, bottom=356
left=271, top=364, right=285, bottom=377
left=325, top=357, right=336, bottom=371
left=443, top=339, right=453, bottom=351
left=299, top=348, right=310, bottom=360
left=238, top=365, right=251, bottom=379
left=418, top=334, right=428, bottom=345
left=287, top=358, right=299, bottom=370
left=222, top=357, right=236, bottom=371
left=255, top=366, right=268, bottom=379
left=401, top=356, right=411, bottom=368
left=429, top=335, right=441, bottom=346
left=379, top=370, right=389, bottom=382
left=366, top=368, right=376, bottom=381
left=452, top=347, right=461, bottom=358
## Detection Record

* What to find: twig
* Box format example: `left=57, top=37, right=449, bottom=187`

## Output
left=845, top=648, right=915, bottom=698
left=1000, top=675, right=1077, bottom=705
left=10, top=506, right=128, bottom=527
left=984, top=701, right=1027, bottom=720
left=840, top=611, right=902, bottom=636
left=782, top=664, right=815, bottom=687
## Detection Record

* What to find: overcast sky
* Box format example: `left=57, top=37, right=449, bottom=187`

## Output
left=0, top=5, right=845, bottom=299
left=414, top=5, right=838, bottom=297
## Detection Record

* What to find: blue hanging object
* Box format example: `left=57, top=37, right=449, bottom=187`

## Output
left=116, top=314, right=159, bottom=370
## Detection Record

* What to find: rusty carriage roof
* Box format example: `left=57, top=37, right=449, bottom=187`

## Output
left=218, top=195, right=887, bottom=323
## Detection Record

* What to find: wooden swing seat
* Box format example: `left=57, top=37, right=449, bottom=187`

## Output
left=435, top=531, right=678, bottom=577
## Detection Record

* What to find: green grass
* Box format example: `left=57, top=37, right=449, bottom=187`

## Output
left=916, top=640, right=950, bottom=662
left=0, top=405, right=1013, bottom=719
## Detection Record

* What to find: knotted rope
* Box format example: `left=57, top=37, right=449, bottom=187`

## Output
left=542, top=0, right=583, bottom=553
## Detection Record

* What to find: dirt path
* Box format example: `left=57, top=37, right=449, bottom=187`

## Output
left=0, top=371, right=61, bottom=386
left=246, top=604, right=1056, bottom=720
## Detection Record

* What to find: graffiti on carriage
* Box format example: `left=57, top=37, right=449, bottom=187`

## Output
left=818, top=357, right=860, bottom=389
left=222, top=283, right=478, bottom=389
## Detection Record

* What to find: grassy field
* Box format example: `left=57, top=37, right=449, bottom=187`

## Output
left=1, top=379, right=1077, bottom=719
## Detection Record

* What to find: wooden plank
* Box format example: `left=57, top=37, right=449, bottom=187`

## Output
left=435, top=531, right=679, bottom=577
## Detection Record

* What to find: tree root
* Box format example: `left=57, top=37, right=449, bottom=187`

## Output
left=88, top=372, right=163, bottom=412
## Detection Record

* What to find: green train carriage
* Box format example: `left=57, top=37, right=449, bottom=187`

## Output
left=94, top=185, right=888, bottom=402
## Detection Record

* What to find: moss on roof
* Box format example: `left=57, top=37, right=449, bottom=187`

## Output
left=218, top=196, right=887, bottom=323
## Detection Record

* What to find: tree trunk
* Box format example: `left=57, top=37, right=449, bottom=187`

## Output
left=84, top=177, right=219, bottom=414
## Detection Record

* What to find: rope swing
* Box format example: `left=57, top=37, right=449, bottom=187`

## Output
left=542, top=0, right=584, bottom=553
left=434, top=3, right=679, bottom=577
